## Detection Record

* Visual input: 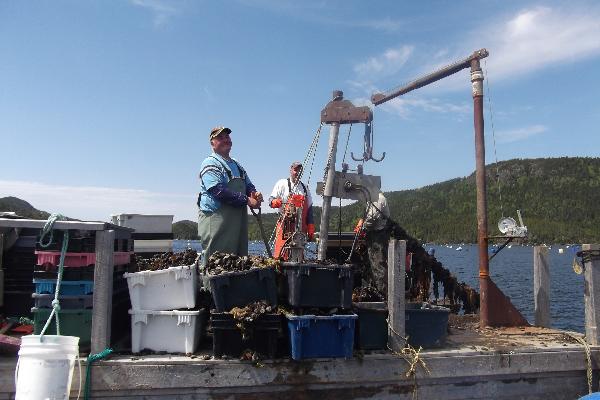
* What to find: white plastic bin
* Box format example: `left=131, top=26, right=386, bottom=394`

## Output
left=129, top=309, right=204, bottom=354
left=124, top=265, right=197, bottom=310
left=111, top=214, right=173, bottom=234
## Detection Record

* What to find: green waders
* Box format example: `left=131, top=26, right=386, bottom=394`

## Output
left=198, top=177, right=248, bottom=266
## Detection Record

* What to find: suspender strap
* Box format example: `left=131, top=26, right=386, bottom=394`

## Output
left=209, top=156, right=246, bottom=181
left=287, top=178, right=307, bottom=195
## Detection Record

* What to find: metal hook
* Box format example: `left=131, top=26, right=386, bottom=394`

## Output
left=350, top=123, right=363, bottom=161
left=365, top=122, right=385, bottom=162
left=351, top=122, right=386, bottom=162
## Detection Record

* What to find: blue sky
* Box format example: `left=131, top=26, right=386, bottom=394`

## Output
left=1, top=0, right=599, bottom=222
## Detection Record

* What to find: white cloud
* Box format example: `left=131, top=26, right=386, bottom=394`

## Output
left=354, top=45, right=414, bottom=76
left=351, top=5, right=600, bottom=118
left=130, top=0, right=179, bottom=27
left=495, top=124, right=547, bottom=143
left=0, top=180, right=196, bottom=222
left=476, top=6, right=600, bottom=80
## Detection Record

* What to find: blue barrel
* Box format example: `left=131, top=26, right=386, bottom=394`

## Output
left=579, top=393, right=600, bottom=399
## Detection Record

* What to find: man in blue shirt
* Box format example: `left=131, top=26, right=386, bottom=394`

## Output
left=197, top=126, right=263, bottom=266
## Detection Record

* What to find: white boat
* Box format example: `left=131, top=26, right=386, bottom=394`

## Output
left=456, top=246, right=463, bottom=251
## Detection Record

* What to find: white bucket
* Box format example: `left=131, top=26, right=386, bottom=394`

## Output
left=15, top=335, right=80, bottom=400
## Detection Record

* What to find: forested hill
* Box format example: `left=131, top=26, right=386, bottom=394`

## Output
left=3, top=157, right=599, bottom=244
left=247, top=157, right=600, bottom=244
left=0, top=197, right=50, bottom=219
left=380, top=156, right=600, bottom=243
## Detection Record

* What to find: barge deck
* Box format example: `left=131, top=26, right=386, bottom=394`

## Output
left=2, top=320, right=598, bottom=399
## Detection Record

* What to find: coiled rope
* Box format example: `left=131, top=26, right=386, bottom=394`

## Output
left=38, top=213, right=69, bottom=338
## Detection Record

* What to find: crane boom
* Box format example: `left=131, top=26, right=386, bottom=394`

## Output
left=371, top=48, right=489, bottom=106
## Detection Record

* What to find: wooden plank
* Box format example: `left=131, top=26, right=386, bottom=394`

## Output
left=583, top=244, right=600, bottom=345
left=0, top=218, right=133, bottom=232
left=533, top=246, right=551, bottom=327
left=387, top=239, right=405, bottom=352
left=91, top=230, right=115, bottom=354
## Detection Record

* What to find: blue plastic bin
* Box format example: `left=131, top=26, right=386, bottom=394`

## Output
left=286, top=314, right=357, bottom=360
left=33, top=279, right=94, bottom=295
left=405, top=302, right=449, bottom=348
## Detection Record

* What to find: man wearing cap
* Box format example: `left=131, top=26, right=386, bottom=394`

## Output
left=269, top=162, right=315, bottom=244
left=197, top=126, right=263, bottom=265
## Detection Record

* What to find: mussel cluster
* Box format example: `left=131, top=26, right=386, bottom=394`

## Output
left=134, top=249, right=198, bottom=271
left=230, top=300, right=275, bottom=340
left=205, top=252, right=280, bottom=275
left=352, top=286, right=384, bottom=302
left=230, top=300, right=274, bottom=324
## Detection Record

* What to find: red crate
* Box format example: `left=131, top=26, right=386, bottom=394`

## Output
left=35, top=251, right=132, bottom=268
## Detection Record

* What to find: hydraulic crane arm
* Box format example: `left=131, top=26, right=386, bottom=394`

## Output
left=371, top=48, right=489, bottom=106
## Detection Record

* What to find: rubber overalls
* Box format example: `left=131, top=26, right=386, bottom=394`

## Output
left=197, top=167, right=248, bottom=267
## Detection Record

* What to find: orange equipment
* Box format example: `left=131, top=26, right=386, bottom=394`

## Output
left=274, top=194, right=308, bottom=261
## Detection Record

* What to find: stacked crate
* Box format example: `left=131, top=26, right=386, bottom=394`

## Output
left=205, top=267, right=280, bottom=359
left=31, top=233, right=133, bottom=349
left=124, top=264, right=204, bottom=354
left=2, top=230, right=38, bottom=318
left=281, top=263, right=357, bottom=360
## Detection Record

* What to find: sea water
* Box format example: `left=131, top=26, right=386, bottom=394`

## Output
left=173, top=240, right=584, bottom=333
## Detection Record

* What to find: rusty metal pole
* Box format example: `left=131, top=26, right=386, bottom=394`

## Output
left=471, top=59, right=489, bottom=328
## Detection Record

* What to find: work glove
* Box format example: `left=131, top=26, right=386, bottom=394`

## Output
left=270, top=198, right=282, bottom=208
left=353, top=219, right=364, bottom=233
left=307, top=223, right=315, bottom=241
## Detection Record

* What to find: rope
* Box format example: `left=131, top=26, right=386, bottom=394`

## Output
left=301, top=123, right=323, bottom=189
left=83, top=348, right=113, bottom=400
left=386, top=318, right=431, bottom=400
left=567, top=333, right=594, bottom=394
left=38, top=213, right=69, bottom=339
left=338, top=124, right=353, bottom=257
left=484, top=59, right=504, bottom=218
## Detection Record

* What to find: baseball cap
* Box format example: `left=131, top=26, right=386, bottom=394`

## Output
left=290, top=161, right=303, bottom=169
left=209, top=126, right=232, bottom=140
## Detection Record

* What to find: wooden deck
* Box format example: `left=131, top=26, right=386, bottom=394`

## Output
left=2, top=323, right=598, bottom=399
